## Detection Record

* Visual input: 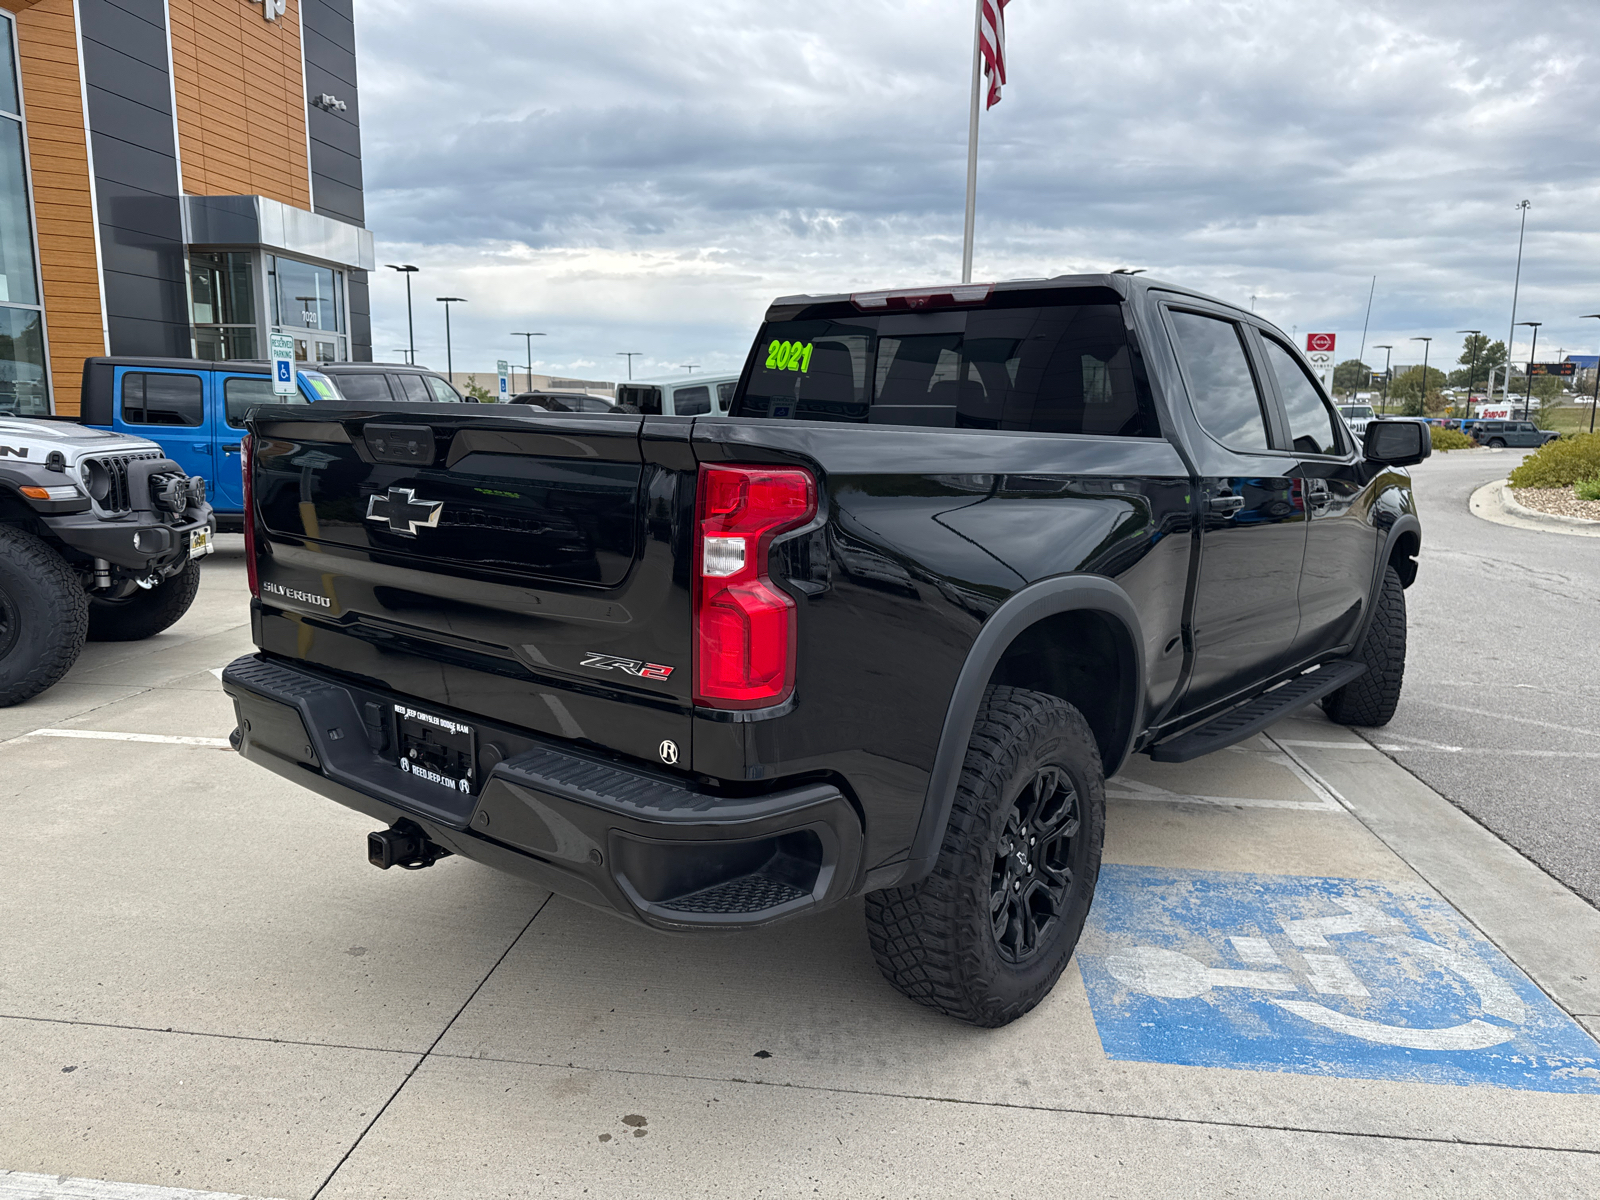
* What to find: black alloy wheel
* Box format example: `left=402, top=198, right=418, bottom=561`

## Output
left=991, top=765, right=1081, bottom=964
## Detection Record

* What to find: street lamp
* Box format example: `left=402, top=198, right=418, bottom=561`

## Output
left=511, top=332, right=545, bottom=392
left=1408, top=337, right=1432, bottom=416
left=386, top=264, right=419, bottom=364
left=616, top=352, right=642, bottom=380
left=1455, top=330, right=1481, bottom=424
left=1516, top=321, right=1542, bottom=420
left=437, top=297, right=466, bottom=379
left=1582, top=314, right=1600, bottom=434
left=1373, top=345, right=1393, bottom=414
left=1506, top=200, right=1531, bottom=396
left=679, top=364, right=699, bottom=375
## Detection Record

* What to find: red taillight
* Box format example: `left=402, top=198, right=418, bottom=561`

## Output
left=693, top=463, right=816, bottom=710
left=850, top=282, right=992, bottom=311
left=241, top=433, right=259, bottom=598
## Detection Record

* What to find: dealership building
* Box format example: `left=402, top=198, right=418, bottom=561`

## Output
left=0, top=0, right=371, bottom=416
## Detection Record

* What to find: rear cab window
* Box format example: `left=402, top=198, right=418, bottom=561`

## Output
left=121, top=372, right=203, bottom=426
left=734, top=288, right=1160, bottom=437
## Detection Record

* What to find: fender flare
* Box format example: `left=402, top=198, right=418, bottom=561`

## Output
left=1350, top=511, right=1421, bottom=650
left=896, top=575, right=1146, bottom=885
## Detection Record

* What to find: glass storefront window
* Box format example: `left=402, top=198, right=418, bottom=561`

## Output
left=191, top=250, right=256, bottom=360
left=0, top=305, right=47, bottom=415
left=271, top=255, right=343, bottom=335
left=0, top=15, right=45, bottom=413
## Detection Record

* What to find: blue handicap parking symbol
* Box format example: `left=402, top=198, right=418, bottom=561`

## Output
left=278, top=360, right=292, bottom=382
left=1077, top=866, right=1600, bottom=1093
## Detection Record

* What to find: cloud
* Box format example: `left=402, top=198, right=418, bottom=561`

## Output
left=353, top=0, right=1600, bottom=376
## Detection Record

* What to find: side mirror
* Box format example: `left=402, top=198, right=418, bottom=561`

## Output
left=1364, top=419, right=1431, bottom=467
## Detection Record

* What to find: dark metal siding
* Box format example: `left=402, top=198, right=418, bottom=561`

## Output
left=302, top=0, right=368, bottom=360
left=78, top=0, right=190, bottom=357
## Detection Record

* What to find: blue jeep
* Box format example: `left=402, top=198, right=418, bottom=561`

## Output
left=80, top=357, right=341, bottom=526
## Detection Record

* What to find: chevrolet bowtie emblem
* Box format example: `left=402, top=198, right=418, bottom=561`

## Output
left=366, top=487, right=444, bottom=537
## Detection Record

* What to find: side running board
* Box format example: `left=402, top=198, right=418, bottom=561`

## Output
left=1147, top=660, right=1368, bottom=763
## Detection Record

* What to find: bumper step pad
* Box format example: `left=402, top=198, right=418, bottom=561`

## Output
left=1149, top=660, right=1367, bottom=763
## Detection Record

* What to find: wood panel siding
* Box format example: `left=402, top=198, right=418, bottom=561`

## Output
left=16, top=0, right=106, bottom=415
left=167, top=0, right=310, bottom=206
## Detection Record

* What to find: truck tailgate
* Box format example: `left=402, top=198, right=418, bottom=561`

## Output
left=247, top=405, right=694, bottom=765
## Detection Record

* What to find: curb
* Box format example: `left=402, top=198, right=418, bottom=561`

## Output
left=1468, top=479, right=1600, bottom=538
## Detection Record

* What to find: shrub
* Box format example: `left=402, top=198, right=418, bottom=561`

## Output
left=1576, top=476, right=1600, bottom=502
left=462, top=374, right=497, bottom=402
left=1507, top=432, right=1600, bottom=488
left=1429, top=426, right=1474, bottom=452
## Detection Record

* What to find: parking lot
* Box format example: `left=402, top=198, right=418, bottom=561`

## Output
left=3, top=458, right=1599, bottom=1199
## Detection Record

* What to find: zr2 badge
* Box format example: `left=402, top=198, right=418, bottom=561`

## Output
left=580, top=652, right=675, bottom=681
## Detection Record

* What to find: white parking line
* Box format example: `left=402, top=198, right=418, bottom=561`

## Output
left=0, top=1171, right=278, bottom=1200
left=28, top=729, right=232, bottom=748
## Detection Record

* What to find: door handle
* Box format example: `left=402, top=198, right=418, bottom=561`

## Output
left=221, top=443, right=242, bottom=453
left=1206, top=496, right=1245, bottom=515
left=191, top=442, right=212, bottom=452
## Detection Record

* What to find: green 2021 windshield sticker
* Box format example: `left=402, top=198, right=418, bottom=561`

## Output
left=765, top=340, right=814, bottom=372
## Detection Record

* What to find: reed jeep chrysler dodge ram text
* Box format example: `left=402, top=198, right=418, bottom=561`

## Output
left=222, top=274, right=1428, bottom=1026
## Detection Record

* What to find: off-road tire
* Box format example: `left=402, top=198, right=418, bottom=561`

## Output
left=87, top=559, right=201, bottom=642
left=1322, top=564, right=1406, bottom=727
left=865, top=686, right=1105, bottom=1027
left=0, top=525, right=89, bottom=706
left=1488, top=437, right=1506, bottom=448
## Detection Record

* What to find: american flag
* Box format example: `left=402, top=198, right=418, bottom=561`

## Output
left=980, top=0, right=1011, bottom=109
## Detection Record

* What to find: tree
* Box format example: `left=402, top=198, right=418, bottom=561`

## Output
left=1389, top=364, right=1448, bottom=416
left=462, top=373, right=497, bottom=402
left=1451, top=336, right=1507, bottom=392
left=1332, top=359, right=1372, bottom=394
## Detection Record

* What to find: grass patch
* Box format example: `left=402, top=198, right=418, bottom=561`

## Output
left=1576, top=477, right=1600, bottom=502
left=1507, top=432, right=1600, bottom=489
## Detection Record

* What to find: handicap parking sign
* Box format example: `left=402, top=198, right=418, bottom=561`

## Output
left=1077, top=866, right=1600, bottom=1093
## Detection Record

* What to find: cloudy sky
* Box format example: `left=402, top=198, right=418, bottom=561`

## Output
left=354, top=0, right=1600, bottom=383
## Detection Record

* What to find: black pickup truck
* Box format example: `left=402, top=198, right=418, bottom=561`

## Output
left=222, top=274, right=1428, bottom=1026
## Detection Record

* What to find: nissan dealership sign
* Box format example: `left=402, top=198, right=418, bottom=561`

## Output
left=1305, top=332, right=1336, bottom=387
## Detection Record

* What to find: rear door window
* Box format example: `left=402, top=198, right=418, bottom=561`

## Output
left=672, top=385, right=711, bottom=415
left=333, top=373, right=394, bottom=402
left=392, top=374, right=431, bottom=402
left=121, top=372, right=203, bottom=426
left=1261, top=336, right=1344, bottom=455
left=616, top=384, right=662, bottom=414
left=737, top=301, right=1159, bottom=436
left=716, top=381, right=736, bottom=412
left=1168, top=311, right=1271, bottom=452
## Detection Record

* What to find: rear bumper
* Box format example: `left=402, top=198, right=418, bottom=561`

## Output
left=221, top=654, right=862, bottom=931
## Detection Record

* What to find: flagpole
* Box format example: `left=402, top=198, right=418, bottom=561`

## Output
left=960, top=0, right=984, bottom=284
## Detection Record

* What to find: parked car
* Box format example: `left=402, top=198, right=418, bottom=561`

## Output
left=80, top=356, right=342, bottom=527
left=0, top=413, right=212, bottom=704
left=615, top=374, right=738, bottom=416
left=1336, top=402, right=1376, bottom=437
left=223, top=272, right=1427, bottom=1028
left=1467, top=420, right=1558, bottom=448
left=316, top=362, right=467, bottom=404
left=509, top=391, right=616, bottom=413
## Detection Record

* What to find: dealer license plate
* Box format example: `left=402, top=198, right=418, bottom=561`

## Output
left=394, top=703, right=476, bottom=794
left=189, top=527, right=212, bottom=559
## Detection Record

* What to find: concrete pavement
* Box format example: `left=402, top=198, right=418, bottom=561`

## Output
left=0, top=535, right=1596, bottom=1199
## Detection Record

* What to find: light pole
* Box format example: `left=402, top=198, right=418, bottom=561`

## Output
left=1506, top=200, right=1530, bottom=400
left=1581, top=314, right=1600, bottom=434
left=616, top=352, right=642, bottom=381
left=1455, top=329, right=1481, bottom=424
left=1408, top=337, right=1432, bottom=416
left=511, top=332, right=545, bottom=392
left=679, top=364, right=699, bottom=375
left=1516, top=321, right=1541, bottom=420
left=386, top=264, right=418, bottom=364
left=1373, top=345, right=1393, bottom=414
left=437, top=297, right=465, bottom=379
